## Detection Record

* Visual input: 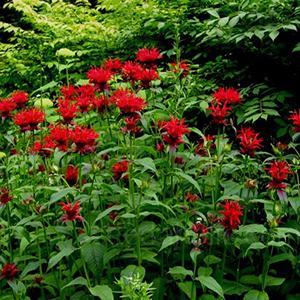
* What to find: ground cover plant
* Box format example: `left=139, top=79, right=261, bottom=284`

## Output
left=0, top=46, right=299, bottom=300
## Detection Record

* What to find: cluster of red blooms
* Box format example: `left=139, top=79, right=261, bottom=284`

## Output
left=0, top=188, right=12, bottom=206
left=266, top=160, right=292, bottom=190
left=219, top=200, right=243, bottom=235
left=0, top=91, right=29, bottom=119
left=192, top=222, right=209, bottom=247
left=0, top=263, right=19, bottom=281
left=237, top=127, right=263, bottom=156
left=32, top=125, right=99, bottom=155
left=65, top=165, right=79, bottom=186
left=59, top=201, right=84, bottom=223
left=208, top=87, right=241, bottom=125
left=289, top=110, right=300, bottom=132
left=185, top=192, right=200, bottom=203
left=158, top=117, right=190, bottom=149
left=14, top=108, right=45, bottom=132
left=112, top=160, right=129, bottom=181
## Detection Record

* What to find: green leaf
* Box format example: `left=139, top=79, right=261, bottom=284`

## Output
left=269, top=31, right=279, bottom=41
left=223, top=280, right=249, bottom=296
left=198, top=276, right=224, bottom=299
left=204, top=255, right=221, bottom=266
left=48, top=241, right=75, bottom=270
left=134, top=157, right=157, bottom=173
left=175, top=171, right=201, bottom=194
left=219, top=17, right=229, bottom=26
left=177, top=281, right=196, bottom=299
left=245, top=242, right=266, bottom=256
left=89, top=285, right=114, bottom=300
left=229, top=16, right=239, bottom=27
left=49, top=188, right=74, bottom=205
left=207, top=9, right=219, bottom=18
left=238, top=224, right=267, bottom=235
left=81, top=242, right=105, bottom=276
left=169, top=266, right=193, bottom=279
left=94, top=205, right=125, bottom=223
left=243, top=289, right=269, bottom=300
left=62, top=277, right=88, bottom=290
left=159, top=235, right=184, bottom=252
left=240, top=275, right=260, bottom=285
left=276, top=227, right=300, bottom=238
left=121, top=265, right=145, bottom=281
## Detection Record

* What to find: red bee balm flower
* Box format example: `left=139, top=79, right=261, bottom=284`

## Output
left=70, top=126, right=99, bottom=154
left=159, top=117, right=190, bottom=148
left=213, top=87, right=241, bottom=105
left=0, top=188, right=12, bottom=206
left=170, top=61, right=190, bottom=77
left=0, top=263, right=19, bottom=280
left=103, top=58, right=123, bottom=73
left=57, top=99, right=77, bottom=123
left=11, top=91, right=29, bottom=108
left=65, top=165, right=79, bottom=186
left=115, top=92, right=146, bottom=114
left=137, top=68, right=159, bottom=88
left=61, top=85, right=77, bottom=101
left=208, top=102, right=232, bottom=125
left=14, top=108, right=45, bottom=131
left=267, top=161, right=292, bottom=190
left=112, top=160, right=129, bottom=181
left=289, top=110, right=300, bottom=132
left=192, top=223, right=208, bottom=234
left=122, top=115, right=141, bottom=135
left=121, top=61, right=143, bottom=82
left=136, top=48, right=162, bottom=64
left=219, top=200, right=243, bottom=234
left=237, top=127, right=263, bottom=156
left=93, top=95, right=110, bottom=113
left=0, top=99, right=16, bottom=118
left=87, top=67, right=112, bottom=91
left=185, top=192, right=199, bottom=203
left=49, top=126, right=70, bottom=152
left=60, top=201, right=84, bottom=223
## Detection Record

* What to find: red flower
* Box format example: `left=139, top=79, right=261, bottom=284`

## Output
left=192, top=223, right=208, bottom=234
left=137, top=68, right=159, bottom=88
left=136, top=48, right=162, bottom=65
left=156, top=142, right=165, bottom=152
left=57, top=99, right=77, bottom=123
left=175, top=156, right=185, bottom=165
left=213, top=87, right=241, bottom=105
left=289, top=110, right=300, bottom=132
left=70, top=126, right=99, bottom=154
left=87, top=67, right=112, bottom=91
left=0, top=188, right=12, bottom=206
left=31, top=137, right=56, bottom=157
left=195, top=135, right=215, bottom=156
left=208, top=102, right=232, bottom=125
left=93, top=95, right=110, bottom=113
left=0, top=263, right=19, bottom=280
left=122, top=115, right=141, bottom=135
left=76, top=96, right=95, bottom=113
left=0, top=99, right=17, bottom=118
left=237, top=127, right=263, bottom=156
left=159, top=117, right=190, bottom=148
left=112, top=160, right=129, bottom=181
left=170, top=61, right=190, bottom=77
left=267, top=161, right=292, bottom=190
left=185, top=192, right=199, bottom=203
left=61, top=85, right=77, bottom=101
left=11, top=91, right=29, bottom=108
left=115, top=91, right=146, bottom=114
left=65, top=165, right=78, bottom=186
left=76, top=84, right=96, bottom=98
left=219, top=200, right=243, bottom=234
left=59, top=201, right=84, bottom=223
left=103, top=58, right=123, bottom=73
left=49, top=126, right=70, bottom=152
left=121, top=61, right=143, bottom=82
left=14, top=108, right=45, bottom=131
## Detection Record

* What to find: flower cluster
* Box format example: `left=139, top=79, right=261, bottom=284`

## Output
left=267, top=161, right=292, bottom=190
left=0, top=263, right=19, bottom=280
left=14, top=108, right=45, bottom=131
left=289, top=110, right=300, bottom=132
left=158, top=117, right=190, bottom=148
left=59, top=201, right=84, bottom=223
left=0, top=188, right=12, bottom=206
left=237, top=127, right=263, bottom=156
left=219, top=200, right=243, bottom=235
